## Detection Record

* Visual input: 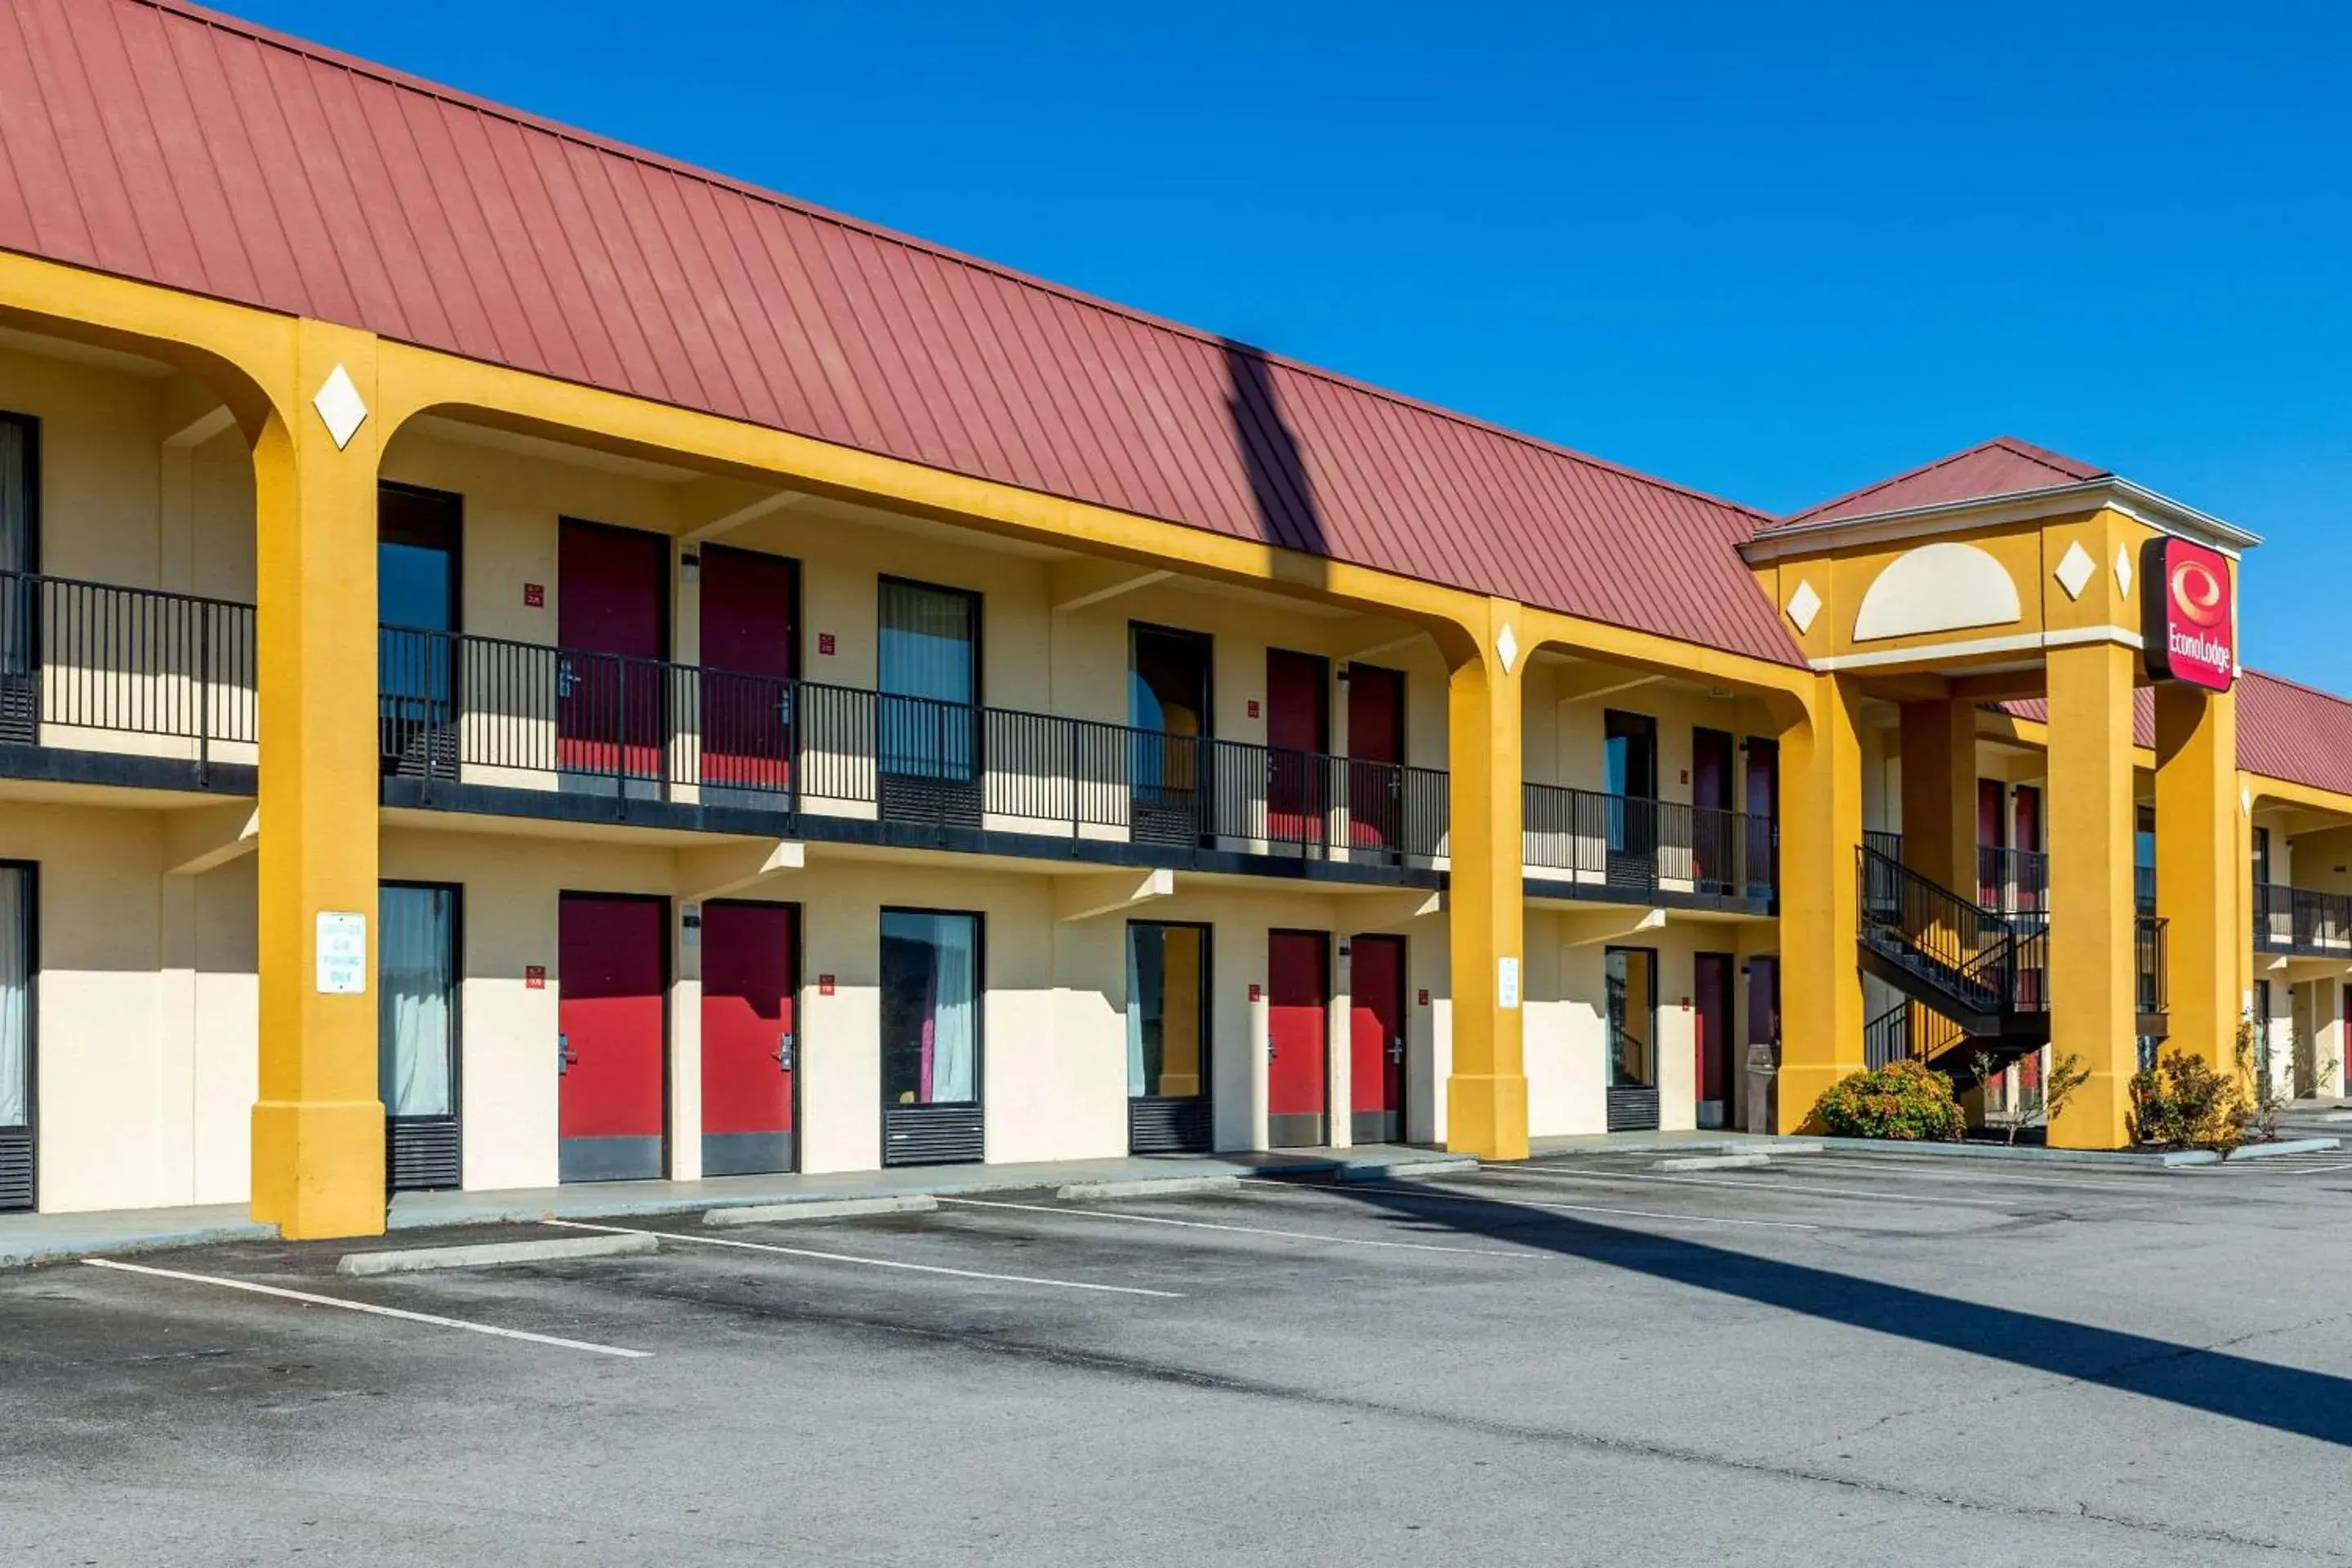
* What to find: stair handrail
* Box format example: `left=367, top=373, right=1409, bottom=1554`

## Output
left=1855, top=843, right=2020, bottom=1013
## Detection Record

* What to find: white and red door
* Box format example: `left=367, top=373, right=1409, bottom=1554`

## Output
left=558, top=893, right=668, bottom=1182
left=700, top=901, right=797, bottom=1176
left=699, top=545, right=796, bottom=795
left=1265, top=649, right=1330, bottom=846
left=1349, top=934, right=1407, bottom=1143
left=557, top=520, right=667, bottom=782
left=1267, top=929, right=1329, bottom=1147
left=1694, top=951, right=1736, bottom=1130
left=1346, top=665, right=1405, bottom=851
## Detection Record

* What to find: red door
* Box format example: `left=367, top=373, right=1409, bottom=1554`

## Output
left=1695, top=952, right=1735, bottom=1129
left=1345, top=665, right=1405, bottom=849
left=1744, top=955, right=1779, bottom=1131
left=1267, top=930, right=1329, bottom=1147
left=1743, top=738, right=1778, bottom=895
left=1349, top=935, right=1406, bottom=1143
left=559, top=894, right=668, bottom=1182
left=1976, top=778, right=2007, bottom=902
left=701, top=902, right=796, bottom=1176
left=699, top=545, right=797, bottom=794
left=1265, top=649, right=1330, bottom=847
left=558, top=520, right=667, bottom=782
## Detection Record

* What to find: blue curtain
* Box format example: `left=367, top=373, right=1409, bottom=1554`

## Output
left=878, top=581, right=976, bottom=780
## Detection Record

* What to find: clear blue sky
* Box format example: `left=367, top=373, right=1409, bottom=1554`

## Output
left=239, top=1, right=2350, bottom=688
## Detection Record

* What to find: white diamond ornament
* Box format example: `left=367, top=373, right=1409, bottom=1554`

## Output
left=2114, top=546, right=2133, bottom=597
left=1785, top=579, right=1822, bottom=634
left=312, top=365, right=368, bottom=450
left=1495, top=622, right=1519, bottom=675
left=2054, top=541, right=2096, bottom=601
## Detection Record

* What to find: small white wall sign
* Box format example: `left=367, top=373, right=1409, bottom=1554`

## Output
left=1498, top=956, right=1521, bottom=1010
left=316, top=911, right=368, bottom=995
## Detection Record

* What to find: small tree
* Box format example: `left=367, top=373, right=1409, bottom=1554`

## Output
left=2238, top=1015, right=2287, bottom=1146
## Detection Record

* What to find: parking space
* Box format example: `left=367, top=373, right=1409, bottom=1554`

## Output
left=8, top=1156, right=2352, bottom=1564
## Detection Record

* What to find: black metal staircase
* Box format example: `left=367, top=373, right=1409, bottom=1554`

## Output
left=1856, top=844, right=2050, bottom=1085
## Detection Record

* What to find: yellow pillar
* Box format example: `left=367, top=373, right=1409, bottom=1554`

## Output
left=2044, top=640, right=2138, bottom=1148
left=1897, top=699, right=1978, bottom=895
left=2154, top=681, right=2241, bottom=1078
left=1776, top=673, right=1865, bottom=1131
left=1444, top=599, right=1527, bottom=1160
left=250, top=321, right=386, bottom=1238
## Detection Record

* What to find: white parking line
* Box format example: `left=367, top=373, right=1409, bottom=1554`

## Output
left=938, top=1196, right=1526, bottom=1256
left=2277, top=1162, right=2352, bottom=1175
left=1241, top=1176, right=1822, bottom=1231
left=1474, top=1165, right=2034, bottom=1210
left=1768, top=1156, right=2180, bottom=1196
left=546, top=1219, right=1183, bottom=1298
left=81, top=1258, right=651, bottom=1359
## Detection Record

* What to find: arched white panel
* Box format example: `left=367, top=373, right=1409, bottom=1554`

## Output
left=1852, top=542, right=2022, bottom=643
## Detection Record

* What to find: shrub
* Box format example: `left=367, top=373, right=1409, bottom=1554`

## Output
left=1815, top=1059, right=1967, bottom=1142
left=2128, top=1048, right=2250, bottom=1153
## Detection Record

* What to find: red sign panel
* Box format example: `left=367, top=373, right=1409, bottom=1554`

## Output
left=523, top=582, right=544, bottom=608
left=523, top=964, right=546, bottom=990
left=2140, top=537, right=2234, bottom=691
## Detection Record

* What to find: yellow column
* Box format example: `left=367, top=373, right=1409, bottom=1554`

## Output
left=250, top=321, right=386, bottom=1238
left=1898, top=700, right=1979, bottom=894
left=1777, top=673, right=1865, bottom=1131
left=2154, top=681, right=2241, bottom=1077
left=2044, top=640, right=2138, bottom=1147
left=1444, top=599, right=1527, bottom=1160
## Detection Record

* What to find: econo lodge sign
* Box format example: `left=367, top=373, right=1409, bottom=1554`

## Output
left=2139, top=536, right=2234, bottom=692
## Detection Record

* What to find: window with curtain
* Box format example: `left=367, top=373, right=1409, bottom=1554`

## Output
left=880, top=910, right=980, bottom=1106
left=878, top=578, right=978, bottom=780
left=1127, top=922, right=1207, bottom=1099
left=379, top=884, right=457, bottom=1120
left=0, top=866, right=28, bottom=1130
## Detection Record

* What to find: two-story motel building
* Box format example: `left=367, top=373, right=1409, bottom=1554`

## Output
left=0, top=0, right=2346, bottom=1237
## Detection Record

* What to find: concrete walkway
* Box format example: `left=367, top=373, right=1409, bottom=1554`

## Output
left=0, top=1144, right=1465, bottom=1268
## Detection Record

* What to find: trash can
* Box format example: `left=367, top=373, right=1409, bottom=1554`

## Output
left=1744, top=1042, right=1778, bottom=1135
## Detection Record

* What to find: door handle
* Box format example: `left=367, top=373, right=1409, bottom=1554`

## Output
left=558, top=1032, right=577, bottom=1076
left=556, top=657, right=578, bottom=698
left=1388, top=1036, right=1405, bottom=1062
left=774, top=1031, right=795, bottom=1071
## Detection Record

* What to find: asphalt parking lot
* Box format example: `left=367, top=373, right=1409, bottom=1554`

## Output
left=7, top=1149, right=2352, bottom=1566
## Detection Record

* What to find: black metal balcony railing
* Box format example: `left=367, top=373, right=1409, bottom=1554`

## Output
left=0, top=569, right=257, bottom=768
left=2252, top=882, right=2352, bottom=957
left=378, top=627, right=1450, bottom=866
left=1521, top=782, right=1775, bottom=902
left=1977, top=844, right=2049, bottom=919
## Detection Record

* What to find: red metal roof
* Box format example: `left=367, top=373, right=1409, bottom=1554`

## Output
left=1775, top=437, right=2108, bottom=530
left=0, top=0, right=1802, bottom=666
left=2002, top=671, right=2352, bottom=800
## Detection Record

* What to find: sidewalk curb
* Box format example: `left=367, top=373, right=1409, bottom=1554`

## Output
left=336, top=1232, right=657, bottom=1276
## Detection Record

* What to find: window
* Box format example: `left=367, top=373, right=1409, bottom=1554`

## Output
left=2253, top=979, right=2274, bottom=1082
left=0, top=416, right=37, bottom=719
left=879, top=578, right=979, bottom=780
left=1606, top=946, right=1657, bottom=1089
left=0, top=412, right=33, bottom=576
left=0, top=863, right=29, bottom=1132
left=881, top=910, right=982, bottom=1107
left=2252, top=825, right=2273, bottom=888
left=1127, top=922, right=1209, bottom=1100
left=1603, top=710, right=1657, bottom=860
left=378, top=485, right=461, bottom=775
left=1129, top=624, right=1210, bottom=804
left=378, top=884, right=458, bottom=1120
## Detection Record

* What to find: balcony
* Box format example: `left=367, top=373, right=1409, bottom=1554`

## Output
left=1521, top=782, right=1775, bottom=914
left=0, top=570, right=257, bottom=793
left=2252, top=883, right=2352, bottom=959
left=378, top=628, right=1448, bottom=884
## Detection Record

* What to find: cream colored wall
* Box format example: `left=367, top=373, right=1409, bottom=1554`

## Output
left=377, top=823, right=1459, bottom=1187
left=1521, top=663, right=1778, bottom=800
left=0, top=802, right=256, bottom=1213
left=1523, top=911, right=1747, bottom=1137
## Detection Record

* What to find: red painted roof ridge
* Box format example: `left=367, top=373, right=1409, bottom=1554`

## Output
left=1770, top=435, right=2110, bottom=531
left=132, top=0, right=1776, bottom=533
